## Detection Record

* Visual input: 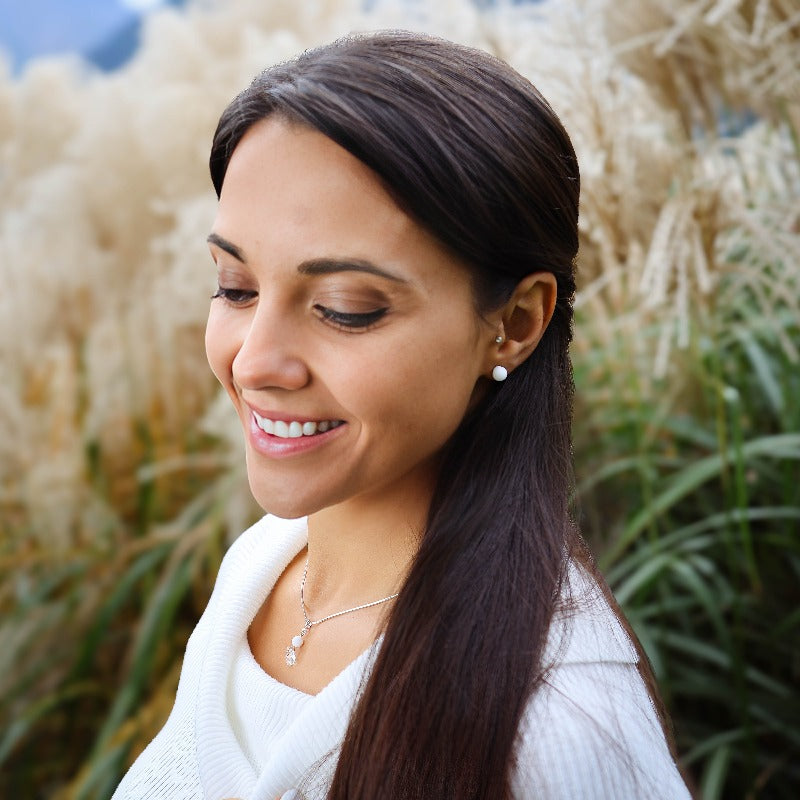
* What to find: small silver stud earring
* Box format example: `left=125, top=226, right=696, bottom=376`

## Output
left=492, top=365, right=508, bottom=382
left=495, top=335, right=504, bottom=344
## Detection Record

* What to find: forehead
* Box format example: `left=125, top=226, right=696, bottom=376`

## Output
left=218, top=119, right=404, bottom=249
left=213, top=118, right=472, bottom=292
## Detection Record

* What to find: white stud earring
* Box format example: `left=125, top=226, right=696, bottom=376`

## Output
left=492, top=365, right=508, bottom=382
left=495, top=334, right=504, bottom=344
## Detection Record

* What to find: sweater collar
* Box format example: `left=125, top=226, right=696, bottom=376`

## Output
left=195, top=514, right=378, bottom=800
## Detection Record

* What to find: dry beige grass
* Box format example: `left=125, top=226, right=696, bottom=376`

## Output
left=594, top=0, right=800, bottom=131
left=2, top=0, right=796, bottom=551
left=0, top=0, right=544, bottom=554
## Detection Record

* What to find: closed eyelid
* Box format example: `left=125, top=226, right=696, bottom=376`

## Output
left=315, top=305, right=388, bottom=329
left=211, top=286, right=257, bottom=304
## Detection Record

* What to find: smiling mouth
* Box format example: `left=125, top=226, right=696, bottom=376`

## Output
left=252, top=411, right=345, bottom=439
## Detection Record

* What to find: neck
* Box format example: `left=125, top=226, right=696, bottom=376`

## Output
left=303, top=469, right=433, bottom=613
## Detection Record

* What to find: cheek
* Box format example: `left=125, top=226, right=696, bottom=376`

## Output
left=205, top=309, right=238, bottom=388
left=416, top=335, right=486, bottom=429
left=356, top=334, right=480, bottom=434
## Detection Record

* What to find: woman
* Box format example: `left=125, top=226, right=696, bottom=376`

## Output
left=114, top=31, right=692, bottom=800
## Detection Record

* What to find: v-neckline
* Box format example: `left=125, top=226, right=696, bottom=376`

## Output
left=195, top=515, right=383, bottom=800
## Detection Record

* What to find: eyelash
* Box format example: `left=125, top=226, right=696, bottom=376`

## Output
left=211, top=287, right=257, bottom=304
left=315, top=305, right=388, bottom=330
left=211, top=289, right=387, bottom=330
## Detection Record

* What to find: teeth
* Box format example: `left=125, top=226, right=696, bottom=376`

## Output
left=253, top=411, right=341, bottom=439
left=288, top=421, right=303, bottom=438
left=274, top=420, right=290, bottom=438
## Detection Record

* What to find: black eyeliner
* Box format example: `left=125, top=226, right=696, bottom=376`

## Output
left=316, top=306, right=388, bottom=328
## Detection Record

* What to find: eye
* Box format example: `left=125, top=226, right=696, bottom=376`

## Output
left=211, top=286, right=257, bottom=305
left=314, top=305, right=388, bottom=330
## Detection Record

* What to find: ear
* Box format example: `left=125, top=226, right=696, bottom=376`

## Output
left=487, top=272, right=557, bottom=377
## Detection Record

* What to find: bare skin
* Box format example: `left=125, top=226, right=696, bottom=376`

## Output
left=206, top=118, right=556, bottom=695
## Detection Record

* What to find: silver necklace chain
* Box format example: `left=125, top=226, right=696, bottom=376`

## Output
left=284, top=558, right=399, bottom=667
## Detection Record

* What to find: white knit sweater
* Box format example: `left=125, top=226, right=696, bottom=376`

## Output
left=113, top=514, right=691, bottom=800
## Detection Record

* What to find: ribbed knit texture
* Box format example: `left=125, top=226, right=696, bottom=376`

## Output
left=112, top=514, right=691, bottom=800
left=229, top=637, right=313, bottom=771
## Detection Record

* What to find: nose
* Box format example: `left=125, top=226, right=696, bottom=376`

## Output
left=231, top=301, right=310, bottom=392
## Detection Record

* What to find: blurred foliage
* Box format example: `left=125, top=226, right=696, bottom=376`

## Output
left=0, top=0, right=798, bottom=798
left=574, top=226, right=800, bottom=798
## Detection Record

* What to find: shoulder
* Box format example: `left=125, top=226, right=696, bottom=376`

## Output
left=114, top=515, right=309, bottom=799
left=542, top=560, right=638, bottom=667
left=511, top=563, right=691, bottom=799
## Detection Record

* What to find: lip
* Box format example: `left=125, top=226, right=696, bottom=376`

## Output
left=246, top=410, right=347, bottom=459
left=245, top=405, right=336, bottom=425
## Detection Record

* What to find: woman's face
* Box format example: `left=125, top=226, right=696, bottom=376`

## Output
left=206, top=118, right=496, bottom=519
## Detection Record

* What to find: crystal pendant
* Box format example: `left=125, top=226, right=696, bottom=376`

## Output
left=285, top=625, right=308, bottom=667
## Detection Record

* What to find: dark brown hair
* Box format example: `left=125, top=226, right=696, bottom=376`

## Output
left=211, top=31, right=582, bottom=798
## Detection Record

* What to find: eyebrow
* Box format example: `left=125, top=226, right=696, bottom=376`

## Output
left=298, top=258, right=407, bottom=284
left=207, top=234, right=407, bottom=284
left=207, top=233, right=245, bottom=262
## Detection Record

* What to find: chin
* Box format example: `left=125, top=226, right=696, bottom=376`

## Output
left=248, top=478, right=327, bottom=521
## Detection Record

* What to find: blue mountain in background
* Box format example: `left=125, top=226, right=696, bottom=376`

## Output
left=0, top=0, right=535, bottom=75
